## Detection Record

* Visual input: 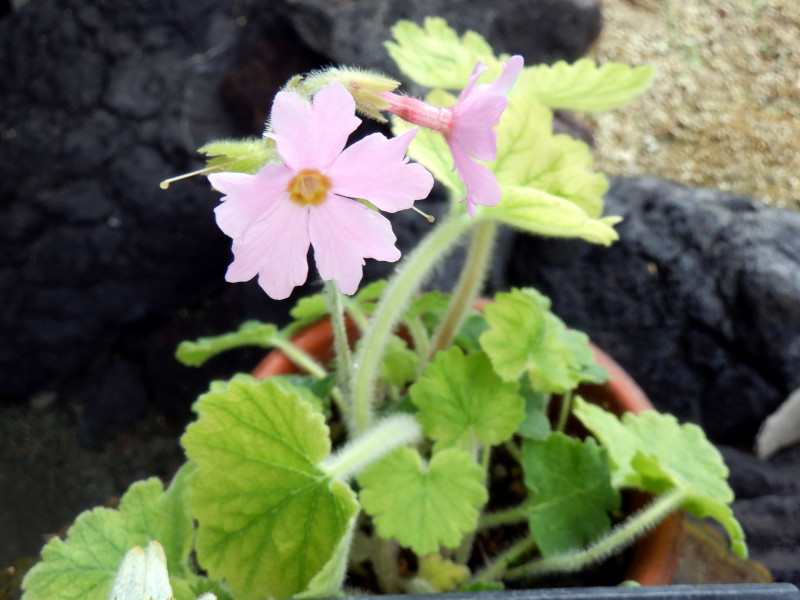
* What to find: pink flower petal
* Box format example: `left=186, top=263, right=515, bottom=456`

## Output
left=210, top=164, right=293, bottom=239
left=450, top=143, right=501, bottom=218
left=450, top=94, right=507, bottom=161
left=225, top=199, right=311, bottom=300
left=309, top=195, right=400, bottom=295
left=487, top=55, right=524, bottom=96
left=327, top=128, right=433, bottom=212
left=270, top=82, right=361, bottom=172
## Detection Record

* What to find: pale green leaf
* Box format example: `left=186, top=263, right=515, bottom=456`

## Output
left=573, top=397, right=747, bottom=557
left=358, top=447, right=488, bottom=555
left=200, top=138, right=277, bottom=174
left=22, top=464, right=196, bottom=600
left=182, top=378, right=359, bottom=600
left=409, top=347, right=524, bottom=451
left=380, top=335, right=419, bottom=387
left=485, top=76, right=621, bottom=245
left=521, top=59, right=655, bottom=113
left=385, top=17, right=501, bottom=90
left=480, top=288, right=575, bottom=393
left=523, top=433, right=620, bottom=556
left=287, top=293, right=328, bottom=334
left=490, top=186, right=620, bottom=246
left=417, top=554, right=470, bottom=592
left=175, top=321, right=280, bottom=367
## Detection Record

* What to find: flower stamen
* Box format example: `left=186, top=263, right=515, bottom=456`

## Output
left=288, top=170, right=331, bottom=206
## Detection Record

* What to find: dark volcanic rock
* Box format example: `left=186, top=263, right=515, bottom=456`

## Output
left=285, top=0, right=602, bottom=86
left=0, top=0, right=602, bottom=439
left=507, top=177, right=800, bottom=446
left=0, top=0, right=327, bottom=421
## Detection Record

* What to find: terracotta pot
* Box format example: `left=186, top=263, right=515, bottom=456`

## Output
left=252, top=317, right=685, bottom=587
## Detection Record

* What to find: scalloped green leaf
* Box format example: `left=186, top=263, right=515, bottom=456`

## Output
left=409, top=347, right=524, bottom=451
left=200, top=138, right=277, bottom=174
left=357, top=447, right=488, bottom=555
left=485, top=75, right=621, bottom=245
left=573, top=397, right=747, bottom=557
left=521, top=58, right=654, bottom=113
left=181, top=378, right=359, bottom=600
left=522, top=432, right=620, bottom=556
left=480, top=288, right=574, bottom=393
left=490, top=186, right=620, bottom=246
left=380, top=335, right=419, bottom=387
left=385, top=17, right=501, bottom=90
left=22, top=464, right=197, bottom=600
left=175, top=321, right=280, bottom=367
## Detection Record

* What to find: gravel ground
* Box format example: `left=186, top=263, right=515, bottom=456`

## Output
left=585, top=0, right=800, bottom=210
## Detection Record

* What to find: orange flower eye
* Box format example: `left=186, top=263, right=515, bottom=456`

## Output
left=288, top=170, right=331, bottom=206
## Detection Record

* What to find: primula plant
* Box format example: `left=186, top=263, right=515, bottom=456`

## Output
left=23, top=17, right=746, bottom=600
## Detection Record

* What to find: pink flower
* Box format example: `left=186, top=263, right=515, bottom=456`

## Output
left=380, top=56, right=523, bottom=217
left=208, top=82, right=433, bottom=300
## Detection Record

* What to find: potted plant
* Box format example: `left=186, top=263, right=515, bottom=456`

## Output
left=21, top=17, right=746, bottom=600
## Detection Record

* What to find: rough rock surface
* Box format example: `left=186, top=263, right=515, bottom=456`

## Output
left=507, top=177, right=800, bottom=445
left=2, top=0, right=800, bottom=589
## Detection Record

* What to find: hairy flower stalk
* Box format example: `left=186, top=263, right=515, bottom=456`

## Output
left=379, top=56, right=524, bottom=217
left=208, top=82, right=433, bottom=300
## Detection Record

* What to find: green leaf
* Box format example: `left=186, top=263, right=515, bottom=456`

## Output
left=22, top=463, right=196, bottom=600
left=572, top=398, right=747, bottom=557
left=380, top=335, right=419, bottom=387
left=522, top=433, right=620, bottom=556
left=517, top=379, right=551, bottom=440
left=521, top=59, right=654, bottom=113
left=175, top=321, right=280, bottom=367
left=287, top=293, right=328, bottom=334
left=200, top=138, right=277, bottom=174
left=486, top=76, right=621, bottom=245
left=409, top=348, right=524, bottom=451
left=417, top=554, right=470, bottom=592
left=490, top=186, right=620, bottom=246
left=358, top=447, right=488, bottom=555
left=452, top=311, right=490, bottom=354
left=480, top=288, right=573, bottom=393
left=181, top=378, right=359, bottom=600
left=385, top=17, right=501, bottom=90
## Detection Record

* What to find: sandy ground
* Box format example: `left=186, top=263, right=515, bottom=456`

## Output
left=585, top=0, right=800, bottom=210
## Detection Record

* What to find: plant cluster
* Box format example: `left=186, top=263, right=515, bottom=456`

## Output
left=22, top=17, right=745, bottom=600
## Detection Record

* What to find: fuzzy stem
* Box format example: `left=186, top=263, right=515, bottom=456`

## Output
left=319, top=414, right=422, bottom=482
left=472, top=535, right=539, bottom=584
left=427, top=221, right=498, bottom=361
left=478, top=505, right=528, bottom=530
left=504, top=487, right=689, bottom=580
left=269, top=337, right=329, bottom=378
left=324, top=280, right=354, bottom=399
left=555, top=389, right=574, bottom=433
left=350, top=214, right=472, bottom=434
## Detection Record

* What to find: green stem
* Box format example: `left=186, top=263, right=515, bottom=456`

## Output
left=320, top=414, right=422, bottom=482
left=555, top=389, right=574, bottom=433
left=478, top=505, right=528, bottom=530
left=324, top=280, right=354, bottom=400
left=455, top=443, right=494, bottom=565
left=472, top=535, right=538, bottom=584
left=504, top=487, right=689, bottom=580
left=270, top=337, right=328, bottom=378
left=350, top=214, right=472, bottom=434
left=427, top=221, right=498, bottom=361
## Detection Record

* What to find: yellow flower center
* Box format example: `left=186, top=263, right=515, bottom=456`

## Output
left=288, top=170, right=331, bottom=206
